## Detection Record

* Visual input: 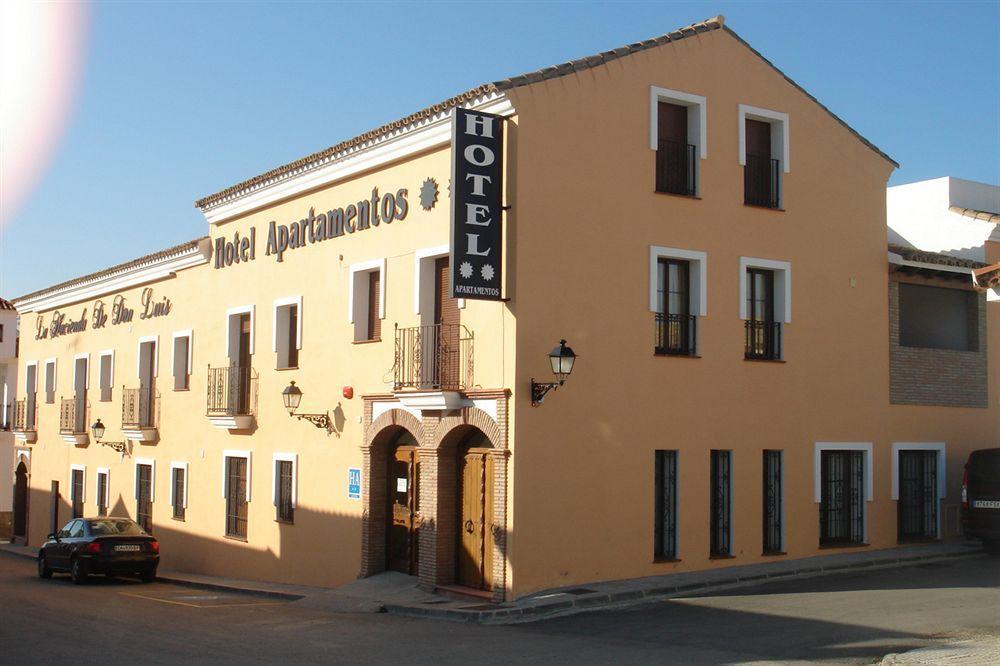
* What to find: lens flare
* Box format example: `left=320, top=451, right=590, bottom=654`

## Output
left=0, top=1, right=90, bottom=228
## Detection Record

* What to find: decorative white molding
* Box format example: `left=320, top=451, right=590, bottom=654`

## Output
left=648, top=246, right=708, bottom=316
left=199, top=94, right=514, bottom=224
left=222, top=449, right=252, bottom=501
left=13, top=240, right=211, bottom=314
left=891, top=442, right=947, bottom=501
left=225, top=305, right=255, bottom=358
left=172, top=330, right=194, bottom=375
left=272, top=452, right=298, bottom=508
left=170, top=461, right=189, bottom=508
left=370, top=399, right=422, bottom=423
left=134, top=457, right=156, bottom=502
left=739, top=257, right=792, bottom=323
left=738, top=104, right=790, bottom=172
left=414, top=245, right=466, bottom=315
left=348, top=259, right=386, bottom=324
left=208, top=414, right=254, bottom=431
left=813, top=442, right=874, bottom=503
left=396, top=391, right=464, bottom=412
left=61, top=433, right=89, bottom=447
left=122, top=427, right=158, bottom=443
left=272, top=296, right=303, bottom=352
left=649, top=86, right=708, bottom=158
left=13, top=431, right=37, bottom=444
left=70, top=464, right=87, bottom=503
left=136, top=335, right=159, bottom=378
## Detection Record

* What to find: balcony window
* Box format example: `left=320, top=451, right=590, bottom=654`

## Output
left=98, top=351, right=114, bottom=402
left=44, top=359, right=56, bottom=404
left=649, top=246, right=706, bottom=357
left=740, top=258, right=791, bottom=361
left=649, top=86, right=706, bottom=197
left=349, top=259, right=385, bottom=342
left=739, top=105, right=788, bottom=209
left=172, top=331, right=192, bottom=390
left=273, top=298, right=302, bottom=369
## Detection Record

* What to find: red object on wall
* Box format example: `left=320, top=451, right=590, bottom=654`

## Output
left=343, top=386, right=354, bottom=400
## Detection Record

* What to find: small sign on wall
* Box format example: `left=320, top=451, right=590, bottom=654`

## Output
left=347, top=467, right=361, bottom=500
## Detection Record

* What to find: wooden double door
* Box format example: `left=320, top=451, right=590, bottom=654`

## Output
left=387, top=444, right=420, bottom=575
left=12, top=462, right=28, bottom=540
left=457, top=448, right=494, bottom=591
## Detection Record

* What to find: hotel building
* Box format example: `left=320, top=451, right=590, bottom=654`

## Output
left=9, top=16, right=998, bottom=601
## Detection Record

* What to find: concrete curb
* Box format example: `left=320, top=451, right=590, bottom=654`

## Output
left=154, top=574, right=305, bottom=601
left=0, top=545, right=37, bottom=561
left=384, top=549, right=986, bottom=625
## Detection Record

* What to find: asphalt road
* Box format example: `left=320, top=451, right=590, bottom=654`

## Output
left=1, top=552, right=997, bottom=664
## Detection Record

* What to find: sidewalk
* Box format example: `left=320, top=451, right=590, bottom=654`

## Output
left=2, top=540, right=985, bottom=624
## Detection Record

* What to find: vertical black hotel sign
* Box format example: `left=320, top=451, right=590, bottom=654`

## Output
left=450, top=107, right=503, bottom=300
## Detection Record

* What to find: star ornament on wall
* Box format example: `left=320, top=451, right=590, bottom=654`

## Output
left=481, top=264, right=495, bottom=281
left=419, top=178, right=439, bottom=211
left=459, top=261, right=473, bottom=279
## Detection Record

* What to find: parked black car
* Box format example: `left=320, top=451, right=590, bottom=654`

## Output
left=38, top=517, right=160, bottom=584
left=962, top=448, right=1000, bottom=555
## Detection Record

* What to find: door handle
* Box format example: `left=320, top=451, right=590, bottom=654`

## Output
left=464, top=519, right=474, bottom=534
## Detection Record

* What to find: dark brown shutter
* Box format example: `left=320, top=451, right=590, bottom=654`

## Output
left=367, top=272, right=381, bottom=340
left=434, top=258, right=460, bottom=327
left=657, top=102, right=688, bottom=144
left=745, top=119, right=771, bottom=158
left=287, top=305, right=299, bottom=367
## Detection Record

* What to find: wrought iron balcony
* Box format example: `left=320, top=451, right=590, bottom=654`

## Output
left=654, top=313, right=697, bottom=356
left=655, top=139, right=697, bottom=196
left=744, top=320, right=782, bottom=361
left=744, top=154, right=780, bottom=208
left=394, top=324, right=474, bottom=393
left=206, top=365, right=257, bottom=430
left=59, top=395, right=89, bottom=446
left=12, top=399, right=36, bottom=441
left=121, top=387, right=160, bottom=442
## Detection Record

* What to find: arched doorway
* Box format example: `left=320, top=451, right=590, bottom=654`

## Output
left=455, top=429, right=493, bottom=591
left=386, top=430, right=420, bottom=575
left=13, top=461, right=28, bottom=541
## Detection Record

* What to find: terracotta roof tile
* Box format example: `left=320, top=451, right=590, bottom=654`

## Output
left=949, top=206, right=1000, bottom=223
left=0, top=298, right=15, bottom=311
left=888, top=243, right=985, bottom=269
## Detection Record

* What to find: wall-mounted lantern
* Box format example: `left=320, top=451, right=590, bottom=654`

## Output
left=90, top=419, right=128, bottom=454
left=282, top=381, right=332, bottom=430
left=530, top=339, right=578, bottom=406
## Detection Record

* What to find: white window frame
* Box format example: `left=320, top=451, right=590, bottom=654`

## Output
left=738, top=104, right=790, bottom=172
left=814, top=442, right=873, bottom=542
left=72, top=353, right=90, bottom=390
left=222, top=449, right=252, bottom=502
left=225, top=305, right=255, bottom=358
left=648, top=246, right=708, bottom=316
left=349, top=258, right=386, bottom=340
left=44, top=357, right=57, bottom=399
left=414, top=246, right=465, bottom=318
left=134, top=457, right=156, bottom=502
left=170, top=461, right=190, bottom=509
left=890, top=442, right=946, bottom=501
left=171, top=330, right=193, bottom=389
left=740, top=257, right=792, bottom=323
left=649, top=86, right=708, bottom=159
left=96, top=467, right=110, bottom=510
left=272, top=452, right=298, bottom=509
left=98, top=350, right=115, bottom=401
left=136, top=335, right=159, bottom=378
left=24, top=360, right=39, bottom=394
left=272, top=296, right=303, bottom=367
left=70, top=464, right=87, bottom=504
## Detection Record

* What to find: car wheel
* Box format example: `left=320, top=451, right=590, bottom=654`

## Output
left=37, top=555, right=52, bottom=579
left=70, top=558, right=88, bottom=585
left=140, top=567, right=157, bottom=583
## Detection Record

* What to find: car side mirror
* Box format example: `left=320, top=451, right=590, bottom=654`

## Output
left=47, top=532, right=58, bottom=542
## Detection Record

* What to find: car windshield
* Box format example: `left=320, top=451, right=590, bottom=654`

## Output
left=87, top=519, right=145, bottom=536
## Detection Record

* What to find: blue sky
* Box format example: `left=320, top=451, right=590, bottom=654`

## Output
left=2, top=1, right=998, bottom=298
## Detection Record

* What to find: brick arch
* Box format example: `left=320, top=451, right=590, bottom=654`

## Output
left=430, top=407, right=504, bottom=450
left=364, top=408, right=425, bottom=448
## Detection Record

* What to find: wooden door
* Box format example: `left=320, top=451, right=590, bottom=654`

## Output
left=139, top=341, right=156, bottom=426
left=745, top=119, right=771, bottom=159
left=13, top=462, right=28, bottom=538
left=233, top=314, right=251, bottom=414
left=457, top=450, right=494, bottom=591
left=433, top=258, right=461, bottom=388
left=387, top=446, right=420, bottom=574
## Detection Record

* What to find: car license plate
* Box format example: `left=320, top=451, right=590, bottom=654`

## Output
left=114, top=544, right=141, bottom=552
left=972, top=500, right=1000, bottom=509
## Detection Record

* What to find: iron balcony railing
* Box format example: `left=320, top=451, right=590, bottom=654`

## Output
left=744, top=154, right=780, bottom=208
left=394, top=324, right=474, bottom=391
left=59, top=395, right=88, bottom=435
left=13, top=398, right=35, bottom=432
left=122, top=387, right=160, bottom=429
left=206, top=365, right=257, bottom=417
left=655, top=139, right=697, bottom=196
left=745, top=320, right=782, bottom=361
left=654, top=313, right=697, bottom=356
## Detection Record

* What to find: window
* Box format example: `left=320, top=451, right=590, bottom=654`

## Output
left=738, top=104, right=788, bottom=209
left=710, top=450, right=732, bottom=556
left=762, top=450, right=783, bottom=554
left=655, top=259, right=695, bottom=356
left=349, top=259, right=385, bottom=342
left=170, top=463, right=188, bottom=521
left=134, top=460, right=154, bottom=534
left=98, top=351, right=114, bottom=402
left=70, top=466, right=85, bottom=519
left=44, top=359, right=56, bottom=403
left=740, top=257, right=791, bottom=360
left=654, top=450, right=678, bottom=560
left=96, top=469, right=109, bottom=517
left=273, top=453, right=297, bottom=523
left=273, top=298, right=302, bottom=369
left=898, top=284, right=978, bottom=351
left=649, top=86, right=706, bottom=196
left=649, top=246, right=707, bottom=356
left=819, top=451, right=865, bottom=545
left=892, top=443, right=945, bottom=542
left=224, top=451, right=250, bottom=539
left=172, top=331, right=192, bottom=390
left=24, top=362, right=38, bottom=429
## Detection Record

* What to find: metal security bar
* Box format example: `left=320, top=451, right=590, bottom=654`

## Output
left=744, top=154, right=780, bottom=208
left=820, top=450, right=865, bottom=545
left=277, top=460, right=294, bottom=523
left=898, top=450, right=938, bottom=541
left=745, top=320, right=782, bottom=360
left=225, top=456, right=248, bottom=539
left=207, top=365, right=257, bottom=417
left=394, top=324, right=474, bottom=391
left=654, top=450, right=678, bottom=559
left=59, top=396, right=88, bottom=434
left=710, top=450, right=732, bottom=556
left=136, top=464, right=153, bottom=534
left=71, top=469, right=84, bottom=519
left=654, top=313, right=697, bottom=356
left=763, top=450, right=783, bottom=553
left=655, top=139, right=697, bottom=196
left=172, top=468, right=185, bottom=520
left=122, top=387, right=159, bottom=428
